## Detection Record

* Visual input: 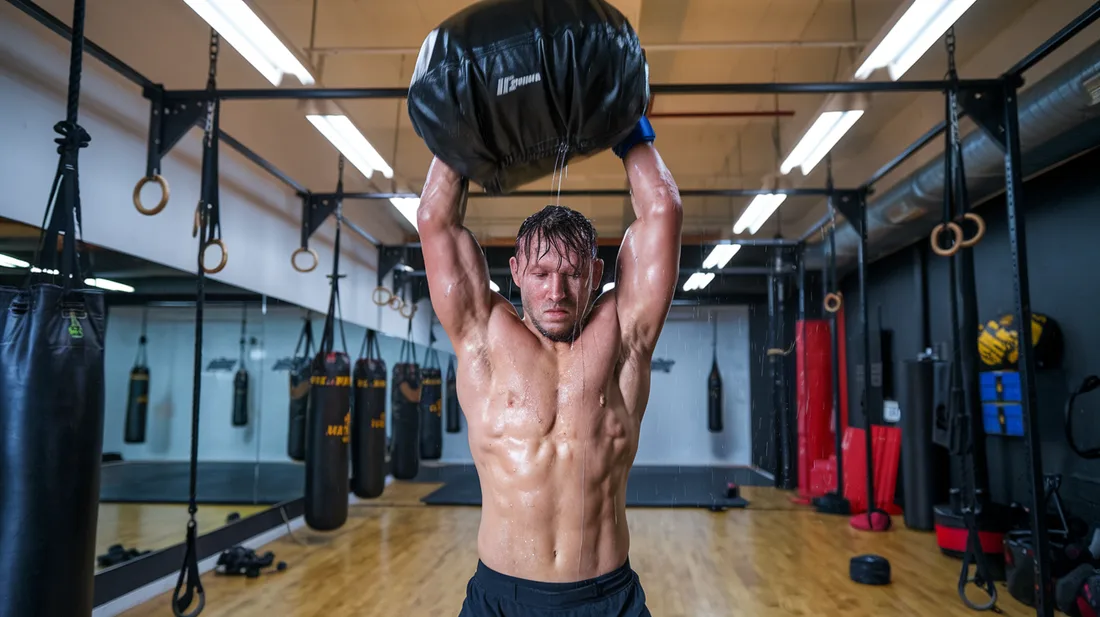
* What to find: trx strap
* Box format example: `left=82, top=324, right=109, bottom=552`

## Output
left=938, top=29, right=999, bottom=613
left=173, top=29, right=223, bottom=617
left=319, top=157, right=349, bottom=359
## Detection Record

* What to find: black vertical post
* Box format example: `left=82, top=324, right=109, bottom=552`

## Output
left=827, top=203, right=847, bottom=501
left=856, top=192, right=878, bottom=520
left=1003, top=80, right=1052, bottom=617
left=776, top=246, right=795, bottom=490
left=797, top=243, right=807, bottom=321
left=768, top=251, right=780, bottom=486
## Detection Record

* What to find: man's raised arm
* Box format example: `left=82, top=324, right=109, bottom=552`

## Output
left=417, top=157, right=497, bottom=345
left=614, top=140, right=683, bottom=355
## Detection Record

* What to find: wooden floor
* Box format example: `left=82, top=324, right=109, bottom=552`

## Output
left=95, top=503, right=266, bottom=572
left=119, top=484, right=1033, bottom=616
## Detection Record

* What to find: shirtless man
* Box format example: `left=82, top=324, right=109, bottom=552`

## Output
left=417, top=117, right=682, bottom=617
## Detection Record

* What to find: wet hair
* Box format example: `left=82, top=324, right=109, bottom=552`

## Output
left=514, top=205, right=597, bottom=272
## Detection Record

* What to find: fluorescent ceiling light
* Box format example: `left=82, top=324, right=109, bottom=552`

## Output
left=182, top=0, right=314, bottom=86
left=733, top=193, right=788, bottom=235
left=0, top=253, right=30, bottom=268
left=854, top=0, right=979, bottom=81
left=702, top=244, right=741, bottom=269
left=682, top=272, right=715, bottom=292
left=603, top=282, right=616, bottom=292
left=85, top=278, right=135, bottom=293
left=30, top=267, right=60, bottom=275
left=780, top=110, right=864, bottom=176
left=489, top=280, right=500, bottom=292
left=389, top=197, right=419, bottom=231
left=306, top=115, right=394, bottom=180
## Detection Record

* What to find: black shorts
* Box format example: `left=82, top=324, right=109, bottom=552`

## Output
left=458, top=559, right=651, bottom=617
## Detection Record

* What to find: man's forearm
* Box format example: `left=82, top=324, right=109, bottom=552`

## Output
left=417, top=157, right=468, bottom=229
left=623, top=144, right=681, bottom=221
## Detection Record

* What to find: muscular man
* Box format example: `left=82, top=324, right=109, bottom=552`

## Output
left=417, top=118, right=682, bottom=617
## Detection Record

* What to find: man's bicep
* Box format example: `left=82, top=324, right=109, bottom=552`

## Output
left=420, top=224, right=493, bottom=341
left=615, top=209, right=682, bottom=351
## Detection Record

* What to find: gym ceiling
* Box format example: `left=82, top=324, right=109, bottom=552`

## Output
left=7, top=0, right=1100, bottom=302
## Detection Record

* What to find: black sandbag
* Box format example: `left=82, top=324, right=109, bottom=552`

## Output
left=351, top=331, right=387, bottom=499
left=707, top=358, right=723, bottom=433
left=391, top=340, right=422, bottom=480
left=407, top=0, right=649, bottom=194
left=304, top=351, right=351, bottom=530
left=287, top=318, right=314, bottom=461
left=124, top=364, right=150, bottom=443
left=0, top=284, right=106, bottom=617
left=232, top=367, right=249, bottom=426
left=445, top=357, right=462, bottom=433
left=420, top=349, right=444, bottom=460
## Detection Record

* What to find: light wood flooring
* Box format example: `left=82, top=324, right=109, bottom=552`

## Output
left=115, top=484, right=1034, bottom=616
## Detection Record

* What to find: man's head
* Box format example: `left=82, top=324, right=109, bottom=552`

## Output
left=509, top=205, right=604, bottom=343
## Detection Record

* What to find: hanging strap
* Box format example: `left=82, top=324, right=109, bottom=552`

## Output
left=173, top=28, right=223, bottom=617
left=238, top=304, right=247, bottom=366
left=134, top=306, right=149, bottom=368
left=359, top=328, right=382, bottom=361
left=319, top=157, right=349, bottom=357
left=294, top=315, right=315, bottom=359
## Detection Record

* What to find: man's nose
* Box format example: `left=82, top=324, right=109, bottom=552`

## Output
left=547, top=275, right=566, bottom=301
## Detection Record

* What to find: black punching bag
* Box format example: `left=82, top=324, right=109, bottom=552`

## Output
left=352, top=330, right=387, bottom=498
left=287, top=317, right=314, bottom=461
left=707, top=318, right=723, bottom=433
left=445, top=356, right=462, bottom=433
left=420, top=348, right=444, bottom=460
left=391, top=339, right=422, bottom=480
left=124, top=328, right=150, bottom=443
left=231, top=306, right=249, bottom=427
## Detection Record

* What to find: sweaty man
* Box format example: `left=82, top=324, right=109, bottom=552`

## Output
left=418, top=117, right=682, bottom=617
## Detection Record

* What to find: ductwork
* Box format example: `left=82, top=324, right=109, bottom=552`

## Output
left=826, top=37, right=1100, bottom=270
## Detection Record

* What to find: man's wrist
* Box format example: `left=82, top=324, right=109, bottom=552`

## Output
left=613, top=117, right=655, bottom=159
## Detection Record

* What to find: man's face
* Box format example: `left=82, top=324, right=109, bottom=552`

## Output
left=509, top=240, right=603, bottom=343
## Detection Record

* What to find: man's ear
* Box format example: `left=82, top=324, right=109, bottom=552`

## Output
left=510, top=256, right=521, bottom=288
left=592, top=258, right=605, bottom=292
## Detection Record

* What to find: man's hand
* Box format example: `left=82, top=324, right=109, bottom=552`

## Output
left=417, top=158, right=498, bottom=347
left=613, top=129, right=683, bottom=356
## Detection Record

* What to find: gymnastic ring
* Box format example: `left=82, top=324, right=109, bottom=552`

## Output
left=372, top=286, right=392, bottom=306
left=823, top=292, right=843, bottom=313
left=399, top=301, right=417, bottom=319
left=201, top=239, right=228, bottom=274
left=133, top=175, right=170, bottom=216
left=388, top=295, right=405, bottom=311
left=290, top=247, right=318, bottom=273
left=930, top=221, right=963, bottom=257
left=958, top=212, right=986, bottom=248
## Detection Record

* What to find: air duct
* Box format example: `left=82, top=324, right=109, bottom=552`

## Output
left=827, top=37, right=1100, bottom=269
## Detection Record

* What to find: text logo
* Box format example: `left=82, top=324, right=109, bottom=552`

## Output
left=430, top=400, right=442, bottom=417
left=497, top=72, right=541, bottom=96
left=370, top=418, right=385, bottom=429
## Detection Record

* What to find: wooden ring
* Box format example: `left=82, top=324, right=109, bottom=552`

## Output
left=290, top=247, right=318, bottom=273
left=959, top=212, right=986, bottom=248
left=930, top=221, right=963, bottom=257
left=388, top=295, right=405, bottom=311
left=201, top=239, right=228, bottom=274
left=823, top=292, right=843, bottom=313
left=133, top=175, right=170, bottom=216
left=372, top=286, right=392, bottom=306
left=399, top=301, right=417, bottom=319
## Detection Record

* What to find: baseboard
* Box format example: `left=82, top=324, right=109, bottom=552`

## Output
left=92, top=515, right=305, bottom=617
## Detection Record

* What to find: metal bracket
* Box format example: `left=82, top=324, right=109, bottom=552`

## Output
left=959, top=84, right=1008, bottom=152
left=299, top=192, right=341, bottom=249
left=376, top=245, right=407, bottom=288
left=831, top=189, right=868, bottom=234
left=143, top=86, right=209, bottom=178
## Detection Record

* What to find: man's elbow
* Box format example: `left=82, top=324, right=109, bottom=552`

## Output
left=648, top=189, right=683, bottom=225
left=416, top=202, right=450, bottom=234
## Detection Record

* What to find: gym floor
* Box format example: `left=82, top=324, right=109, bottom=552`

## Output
left=116, top=484, right=1033, bottom=616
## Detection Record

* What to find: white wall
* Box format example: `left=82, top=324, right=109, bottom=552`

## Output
left=0, top=5, right=434, bottom=345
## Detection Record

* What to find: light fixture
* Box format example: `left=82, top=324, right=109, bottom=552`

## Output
left=306, top=114, right=394, bottom=180
left=30, top=267, right=60, bottom=275
left=182, top=0, right=314, bottom=86
left=0, top=253, right=30, bottom=268
left=85, top=278, right=135, bottom=293
left=780, top=92, right=868, bottom=177
left=733, top=193, right=788, bottom=235
left=388, top=197, right=420, bottom=231
left=854, top=0, right=979, bottom=81
left=489, top=280, right=500, bottom=292
left=682, top=272, right=715, bottom=292
left=702, top=243, right=741, bottom=269
left=602, top=282, right=616, bottom=292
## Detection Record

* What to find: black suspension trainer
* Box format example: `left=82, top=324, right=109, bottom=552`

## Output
left=173, top=28, right=226, bottom=617
left=931, top=28, right=998, bottom=613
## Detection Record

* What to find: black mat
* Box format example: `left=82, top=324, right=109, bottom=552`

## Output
left=99, top=461, right=305, bottom=505
left=421, top=466, right=760, bottom=509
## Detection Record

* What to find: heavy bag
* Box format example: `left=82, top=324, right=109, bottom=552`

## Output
left=124, top=342, right=150, bottom=444
left=445, top=357, right=462, bottom=433
left=351, top=331, right=387, bottom=499
left=0, top=284, right=106, bottom=616
left=391, top=340, right=422, bottom=480
left=407, top=0, right=650, bottom=194
left=304, top=351, right=351, bottom=531
left=232, top=368, right=249, bottom=427
left=287, top=318, right=315, bottom=461
left=420, top=348, right=444, bottom=460
left=707, top=358, right=723, bottom=433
